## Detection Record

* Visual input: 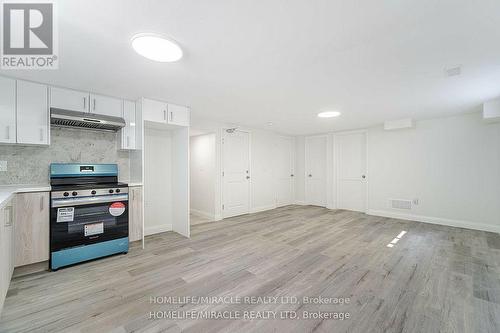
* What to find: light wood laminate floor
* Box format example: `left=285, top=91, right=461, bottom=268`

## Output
left=1, top=205, right=499, bottom=333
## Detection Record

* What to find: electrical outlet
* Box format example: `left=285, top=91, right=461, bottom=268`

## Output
left=413, top=198, right=419, bottom=205
left=0, top=161, right=7, bottom=172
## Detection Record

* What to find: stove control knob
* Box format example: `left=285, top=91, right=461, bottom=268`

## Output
left=63, top=192, right=69, bottom=197
left=91, top=190, right=97, bottom=195
left=109, top=189, right=114, bottom=194
left=72, top=191, right=78, bottom=196
left=115, top=189, right=121, bottom=193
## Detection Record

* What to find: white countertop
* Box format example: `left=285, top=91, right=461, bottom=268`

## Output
left=127, top=182, right=143, bottom=187
left=0, top=184, right=51, bottom=209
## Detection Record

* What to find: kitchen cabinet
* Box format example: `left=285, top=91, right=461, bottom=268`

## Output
left=90, top=93, right=122, bottom=118
left=16, top=80, right=49, bottom=145
left=14, top=192, right=50, bottom=267
left=143, top=98, right=168, bottom=123
left=167, top=103, right=190, bottom=127
left=142, top=98, right=190, bottom=126
left=50, top=86, right=89, bottom=113
left=129, top=186, right=143, bottom=242
left=120, top=100, right=137, bottom=150
left=0, top=198, right=15, bottom=314
left=0, top=76, right=16, bottom=144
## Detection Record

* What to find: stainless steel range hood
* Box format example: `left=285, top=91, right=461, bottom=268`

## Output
left=50, top=108, right=126, bottom=131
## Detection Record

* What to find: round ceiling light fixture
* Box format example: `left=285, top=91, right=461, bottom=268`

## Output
left=317, top=111, right=341, bottom=118
left=131, top=33, right=183, bottom=62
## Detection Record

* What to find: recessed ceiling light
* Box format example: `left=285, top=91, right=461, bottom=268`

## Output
left=317, top=111, right=341, bottom=118
left=131, top=33, right=183, bottom=62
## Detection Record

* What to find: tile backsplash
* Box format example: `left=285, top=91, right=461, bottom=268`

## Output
left=0, top=127, right=129, bottom=185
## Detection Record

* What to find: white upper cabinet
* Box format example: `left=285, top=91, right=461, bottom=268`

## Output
left=0, top=77, right=16, bottom=144
left=167, top=103, right=190, bottom=127
left=142, top=98, right=168, bottom=123
left=90, top=93, right=123, bottom=117
left=16, top=80, right=49, bottom=145
left=50, top=87, right=89, bottom=113
left=120, top=100, right=137, bottom=150
left=142, top=98, right=189, bottom=126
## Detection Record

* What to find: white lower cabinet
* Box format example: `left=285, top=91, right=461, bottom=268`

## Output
left=129, top=186, right=143, bottom=242
left=16, top=80, right=49, bottom=145
left=0, top=198, right=15, bottom=315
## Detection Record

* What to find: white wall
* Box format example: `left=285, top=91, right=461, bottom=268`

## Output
left=367, top=112, right=500, bottom=233
left=294, top=136, right=306, bottom=204
left=190, top=133, right=216, bottom=219
left=190, top=116, right=295, bottom=217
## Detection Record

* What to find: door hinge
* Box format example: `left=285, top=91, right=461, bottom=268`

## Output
left=222, top=171, right=224, bottom=176
left=222, top=204, right=225, bottom=210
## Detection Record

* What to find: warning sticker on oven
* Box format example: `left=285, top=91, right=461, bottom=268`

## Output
left=57, top=207, right=75, bottom=222
left=109, top=202, right=126, bottom=217
left=84, top=222, right=104, bottom=237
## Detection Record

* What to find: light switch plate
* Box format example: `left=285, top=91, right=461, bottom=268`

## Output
left=0, top=161, right=7, bottom=172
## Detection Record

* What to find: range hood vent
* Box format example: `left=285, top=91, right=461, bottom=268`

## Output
left=50, top=108, right=126, bottom=131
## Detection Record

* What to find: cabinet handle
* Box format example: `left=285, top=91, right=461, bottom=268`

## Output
left=83, top=97, right=86, bottom=110
left=170, top=111, right=173, bottom=122
left=93, top=98, right=96, bottom=111
left=163, top=110, right=166, bottom=121
left=4, top=206, right=13, bottom=227
left=5, top=125, right=10, bottom=140
left=40, top=195, right=44, bottom=211
left=40, top=128, right=44, bottom=142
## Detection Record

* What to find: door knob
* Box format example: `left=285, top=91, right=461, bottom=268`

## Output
left=362, top=175, right=366, bottom=179
left=290, top=174, right=294, bottom=177
left=246, top=176, right=250, bottom=179
left=308, top=174, right=312, bottom=177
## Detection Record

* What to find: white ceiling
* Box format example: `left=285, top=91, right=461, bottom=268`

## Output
left=3, top=0, right=500, bottom=135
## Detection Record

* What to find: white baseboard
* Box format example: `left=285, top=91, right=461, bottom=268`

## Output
left=367, top=209, right=500, bottom=234
left=190, top=209, right=215, bottom=220
left=294, top=200, right=308, bottom=205
left=144, top=224, right=173, bottom=236
left=251, top=204, right=277, bottom=214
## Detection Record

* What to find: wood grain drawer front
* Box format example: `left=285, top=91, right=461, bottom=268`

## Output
left=14, top=192, right=50, bottom=267
left=129, top=187, right=143, bottom=242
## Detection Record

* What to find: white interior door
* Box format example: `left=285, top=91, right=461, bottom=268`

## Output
left=275, top=136, right=294, bottom=207
left=223, top=130, right=250, bottom=218
left=305, top=135, right=327, bottom=207
left=336, top=132, right=367, bottom=212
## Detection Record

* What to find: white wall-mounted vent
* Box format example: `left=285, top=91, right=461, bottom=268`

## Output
left=390, top=199, right=412, bottom=210
left=384, top=118, right=414, bottom=131
left=483, top=98, right=500, bottom=123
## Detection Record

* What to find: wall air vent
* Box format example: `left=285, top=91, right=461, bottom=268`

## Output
left=390, top=199, right=412, bottom=210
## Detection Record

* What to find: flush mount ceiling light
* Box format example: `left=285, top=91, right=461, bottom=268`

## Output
left=317, top=111, right=341, bottom=118
left=131, top=34, right=183, bottom=62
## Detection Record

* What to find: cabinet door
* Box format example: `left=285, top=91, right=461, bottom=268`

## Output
left=129, top=187, right=143, bottom=242
left=50, top=86, right=89, bottom=113
left=16, top=80, right=49, bottom=145
left=167, top=103, right=190, bottom=126
left=14, top=192, right=50, bottom=267
left=121, top=100, right=136, bottom=150
left=0, top=77, right=16, bottom=144
left=90, top=93, right=123, bottom=117
left=142, top=98, right=168, bottom=123
left=0, top=205, right=6, bottom=313
left=0, top=200, right=14, bottom=314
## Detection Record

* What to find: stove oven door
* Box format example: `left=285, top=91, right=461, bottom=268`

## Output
left=50, top=194, right=129, bottom=252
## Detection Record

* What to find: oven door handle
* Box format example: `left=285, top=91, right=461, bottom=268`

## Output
left=51, top=194, right=129, bottom=207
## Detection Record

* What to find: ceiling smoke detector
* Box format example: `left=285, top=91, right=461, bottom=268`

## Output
left=445, top=66, right=461, bottom=77
left=318, top=111, right=341, bottom=118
